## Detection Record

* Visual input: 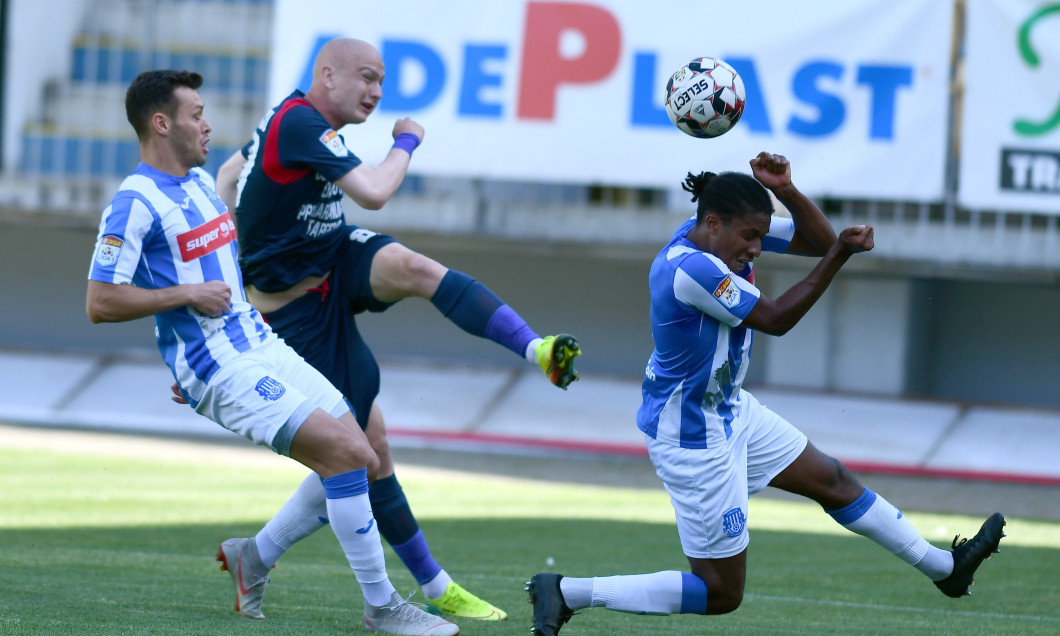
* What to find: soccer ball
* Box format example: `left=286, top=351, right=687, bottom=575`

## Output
left=665, top=57, right=746, bottom=138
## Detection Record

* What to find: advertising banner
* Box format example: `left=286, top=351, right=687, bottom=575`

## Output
left=958, top=0, right=1060, bottom=214
left=270, top=0, right=953, bottom=200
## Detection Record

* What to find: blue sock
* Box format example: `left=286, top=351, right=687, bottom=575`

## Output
left=680, top=572, right=708, bottom=614
left=369, top=475, right=442, bottom=585
left=825, top=488, right=876, bottom=524
left=320, top=468, right=370, bottom=498
left=431, top=270, right=537, bottom=357
left=369, top=475, right=419, bottom=544
left=392, top=530, right=443, bottom=586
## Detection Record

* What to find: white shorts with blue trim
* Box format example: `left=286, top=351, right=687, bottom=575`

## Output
left=194, top=337, right=348, bottom=454
left=646, top=389, right=807, bottom=560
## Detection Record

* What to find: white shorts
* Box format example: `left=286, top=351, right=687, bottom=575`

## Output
left=194, top=338, right=349, bottom=454
left=646, top=389, right=807, bottom=560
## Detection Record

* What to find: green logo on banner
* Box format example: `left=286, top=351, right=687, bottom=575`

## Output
left=1014, top=4, right=1060, bottom=136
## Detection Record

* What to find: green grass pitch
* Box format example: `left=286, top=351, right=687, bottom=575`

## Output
left=1, top=432, right=1058, bottom=635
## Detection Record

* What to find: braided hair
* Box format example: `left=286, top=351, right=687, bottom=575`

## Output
left=682, top=170, right=773, bottom=224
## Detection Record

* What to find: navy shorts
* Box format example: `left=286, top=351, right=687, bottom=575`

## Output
left=262, top=226, right=397, bottom=429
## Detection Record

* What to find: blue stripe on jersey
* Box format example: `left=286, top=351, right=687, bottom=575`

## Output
left=638, top=214, right=793, bottom=449
left=136, top=206, right=176, bottom=290
left=89, top=163, right=272, bottom=404
left=171, top=312, right=220, bottom=382
left=180, top=204, right=251, bottom=355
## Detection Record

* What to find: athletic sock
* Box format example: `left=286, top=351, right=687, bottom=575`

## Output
left=256, top=472, right=329, bottom=567
left=558, top=576, right=592, bottom=610
left=369, top=475, right=445, bottom=588
left=827, top=488, right=954, bottom=580
left=431, top=269, right=537, bottom=357
left=422, top=569, right=455, bottom=600
left=525, top=338, right=545, bottom=363
left=562, top=571, right=707, bottom=615
left=321, top=469, right=396, bottom=607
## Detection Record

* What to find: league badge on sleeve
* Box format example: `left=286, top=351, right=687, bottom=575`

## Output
left=713, top=275, right=741, bottom=309
left=318, top=129, right=349, bottom=157
left=94, top=235, right=123, bottom=267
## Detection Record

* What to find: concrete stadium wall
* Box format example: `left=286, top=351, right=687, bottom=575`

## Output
left=2, top=218, right=1058, bottom=408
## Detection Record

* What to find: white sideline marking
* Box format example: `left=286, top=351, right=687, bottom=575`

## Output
left=750, top=593, right=1060, bottom=623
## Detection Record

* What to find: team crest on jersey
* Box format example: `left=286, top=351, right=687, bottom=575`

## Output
left=255, top=376, right=286, bottom=401
left=319, top=129, right=349, bottom=157
left=94, top=235, right=123, bottom=267
left=722, top=507, right=746, bottom=537
left=713, top=275, right=741, bottom=308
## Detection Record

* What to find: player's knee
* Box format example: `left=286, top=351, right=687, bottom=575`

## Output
left=320, top=430, right=376, bottom=473
left=367, top=429, right=391, bottom=458
left=814, top=455, right=863, bottom=508
left=402, top=251, right=444, bottom=289
left=373, top=245, right=443, bottom=299
left=829, top=457, right=862, bottom=496
left=366, top=441, right=392, bottom=481
left=706, top=585, right=744, bottom=615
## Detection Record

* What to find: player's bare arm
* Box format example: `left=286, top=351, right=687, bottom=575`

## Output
left=215, top=150, right=244, bottom=212
left=86, top=279, right=232, bottom=323
left=749, top=152, right=836, bottom=257
left=741, top=224, right=874, bottom=336
left=334, top=117, right=423, bottom=210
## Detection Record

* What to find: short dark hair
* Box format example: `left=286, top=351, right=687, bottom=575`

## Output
left=125, top=70, right=204, bottom=140
left=682, top=170, right=773, bottom=224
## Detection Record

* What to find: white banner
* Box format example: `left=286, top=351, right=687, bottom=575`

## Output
left=271, top=0, right=953, bottom=200
left=959, top=0, right=1060, bottom=214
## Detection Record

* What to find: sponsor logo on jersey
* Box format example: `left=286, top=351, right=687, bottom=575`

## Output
left=254, top=376, right=286, bottom=401
left=713, top=275, right=741, bottom=308
left=177, top=212, right=238, bottom=262
left=94, top=235, right=123, bottom=267
left=722, top=506, right=746, bottom=537
left=349, top=228, right=379, bottom=243
left=319, top=129, right=349, bottom=157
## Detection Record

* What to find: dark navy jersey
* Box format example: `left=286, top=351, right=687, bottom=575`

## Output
left=234, top=90, right=363, bottom=292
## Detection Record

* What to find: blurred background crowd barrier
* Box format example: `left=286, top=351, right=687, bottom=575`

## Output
left=0, top=0, right=1057, bottom=410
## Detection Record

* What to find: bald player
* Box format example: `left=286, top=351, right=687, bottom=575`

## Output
left=211, top=37, right=581, bottom=622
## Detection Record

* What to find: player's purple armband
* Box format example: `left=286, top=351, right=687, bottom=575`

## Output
left=392, top=132, right=420, bottom=156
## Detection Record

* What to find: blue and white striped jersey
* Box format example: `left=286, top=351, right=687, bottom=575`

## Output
left=637, top=215, right=796, bottom=449
left=88, top=163, right=274, bottom=406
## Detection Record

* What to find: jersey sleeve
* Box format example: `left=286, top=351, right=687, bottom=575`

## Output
left=673, top=252, right=761, bottom=326
left=87, top=195, right=155, bottom=285
left=761, top=214, right=796, bottom=253
left=275, top=105, right=363, bottom=182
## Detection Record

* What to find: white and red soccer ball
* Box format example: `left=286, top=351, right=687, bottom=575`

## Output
left=665, top=57, right=746, bottom=139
